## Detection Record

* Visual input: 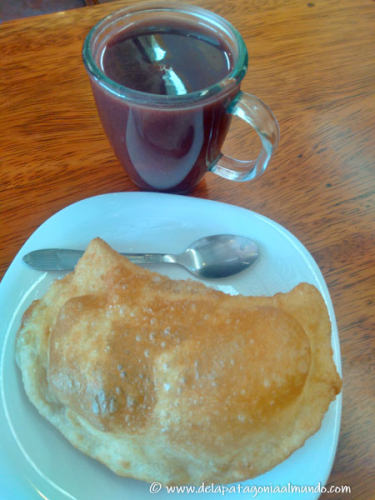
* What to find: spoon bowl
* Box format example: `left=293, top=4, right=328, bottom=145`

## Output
left=172, top=234, right=259, bottom=278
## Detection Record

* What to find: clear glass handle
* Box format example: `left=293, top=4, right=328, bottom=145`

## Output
left=210, top=91, right=280, bottom=181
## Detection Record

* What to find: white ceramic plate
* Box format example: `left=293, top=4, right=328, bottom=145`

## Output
left=0, top=193, right=342, bottom=500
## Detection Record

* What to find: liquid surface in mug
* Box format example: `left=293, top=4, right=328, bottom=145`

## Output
left=102, top=26, right=234, bottom=95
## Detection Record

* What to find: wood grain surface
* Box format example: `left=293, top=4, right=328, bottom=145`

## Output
left=1, top=0, right=374, bottom=498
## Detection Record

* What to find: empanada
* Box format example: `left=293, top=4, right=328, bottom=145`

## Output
left=16, top=238, right=341, bottom=485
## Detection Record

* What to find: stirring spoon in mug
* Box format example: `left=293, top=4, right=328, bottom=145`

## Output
left=22, top=234, right=259, bottom=279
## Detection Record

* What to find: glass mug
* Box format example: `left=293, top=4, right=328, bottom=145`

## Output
left=83, top=2, right=279, bottom=193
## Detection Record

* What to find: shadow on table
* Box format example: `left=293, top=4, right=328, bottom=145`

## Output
left=0, top=0, right=115, bottom=22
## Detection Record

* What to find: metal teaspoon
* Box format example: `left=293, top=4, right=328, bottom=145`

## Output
left=22, top=234, right=259, bottom=279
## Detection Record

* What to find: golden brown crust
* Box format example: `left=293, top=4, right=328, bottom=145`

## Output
left=16, top=238, right=341, bottom=485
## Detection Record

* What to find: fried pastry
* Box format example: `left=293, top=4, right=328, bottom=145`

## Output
left=16, top=238, right=341, bottom=485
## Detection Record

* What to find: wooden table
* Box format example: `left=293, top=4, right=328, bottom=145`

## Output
left=1, top=0, right=374, bottom=497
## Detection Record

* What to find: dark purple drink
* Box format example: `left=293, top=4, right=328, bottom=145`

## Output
left=89, top=20, right=238, bottom=192
left=83, top=3, right=279, bottom=192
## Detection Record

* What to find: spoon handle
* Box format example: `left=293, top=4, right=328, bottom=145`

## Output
left=22, top=249, right=173, bottom=271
